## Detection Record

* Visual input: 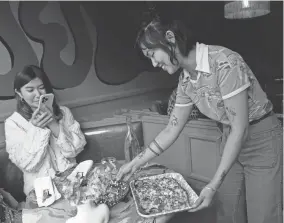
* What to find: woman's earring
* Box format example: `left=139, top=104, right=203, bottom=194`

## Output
left=165, top=31, right=175, bottom=44
left=20, top=97, right=24, bottom=102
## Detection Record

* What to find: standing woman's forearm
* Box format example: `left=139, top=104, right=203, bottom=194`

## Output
left=130, top=105, right=193, bottom=168
left=131, top=128, right=180, bottom=167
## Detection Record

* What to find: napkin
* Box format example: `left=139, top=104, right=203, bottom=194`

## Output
left=34, top=176, right=61, bottom=207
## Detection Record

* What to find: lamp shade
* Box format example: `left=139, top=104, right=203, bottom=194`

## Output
left=224, top=1, right=270, bottom=19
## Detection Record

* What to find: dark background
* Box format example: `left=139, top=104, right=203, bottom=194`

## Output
left=83, top=1, right=283, bottom=112
left=0, top=1, right=282, bottom=113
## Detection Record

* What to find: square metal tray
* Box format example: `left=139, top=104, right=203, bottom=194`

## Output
left=130, top=172, right=199, bottom=218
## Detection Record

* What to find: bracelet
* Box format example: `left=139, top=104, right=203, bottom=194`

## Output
left=204, top=186, right=217, bottom=192
left=148, top=145, right=160, bottom=156
left=153, top=139, right=164, bottom=153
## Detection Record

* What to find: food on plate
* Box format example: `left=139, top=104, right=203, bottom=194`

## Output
left=42, top=189, right=51, bottom=203
left=53, top=163, right=129, bottom=207
left=75, top=172, right=84, bottom=180
left=66, top=160, right=93, bottom=182
left=82, top=165, right=129, bottom=207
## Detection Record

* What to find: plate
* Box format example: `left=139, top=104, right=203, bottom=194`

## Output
left=67, top=160, right=94, bottom=182
left=34, top=176, right=58, bottom=207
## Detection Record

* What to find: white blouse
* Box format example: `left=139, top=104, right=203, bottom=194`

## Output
left=4, top=106, right=86, bottom=195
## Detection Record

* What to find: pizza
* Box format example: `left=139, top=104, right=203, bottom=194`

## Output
left=133, top=176, right=190, bottom=215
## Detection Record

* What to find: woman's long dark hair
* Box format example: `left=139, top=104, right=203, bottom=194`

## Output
left=136, top=15, right=197, bottom=66
left=14, top=65, right=63, bottom=121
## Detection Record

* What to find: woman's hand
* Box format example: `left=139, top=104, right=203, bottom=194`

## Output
left=30, top=107, right=54, bottom=128
left=40, top=104, right=60, bottom=137
left=40, top=104, right=54, bottom=120
left=188, top=185, right=217, bottom=212
left=40, top=104, right=57, bottom=127
left=116, top=161, right=139, bottom=182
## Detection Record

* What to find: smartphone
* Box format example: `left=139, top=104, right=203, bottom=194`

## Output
left=38, top=93, right=54, bottom=111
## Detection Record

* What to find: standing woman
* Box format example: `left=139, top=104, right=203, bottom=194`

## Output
left=117, top=17, right=283, bottom=223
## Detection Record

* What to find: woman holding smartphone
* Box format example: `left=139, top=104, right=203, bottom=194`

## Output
left=4, top=65, right=87, bottom=207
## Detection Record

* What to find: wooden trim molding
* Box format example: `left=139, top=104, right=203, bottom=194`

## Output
left=80, top=111, right=143, bottom=129
left=0, top=87, right=172, bottom=122
left=117, top=109, right=219, bottom=130
left=59, top=87, right=169, bottom=108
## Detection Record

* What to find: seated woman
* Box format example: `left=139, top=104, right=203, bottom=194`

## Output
left=4, top=65, right=113, bottom=223
left=5, top=65, right=87, bottom=201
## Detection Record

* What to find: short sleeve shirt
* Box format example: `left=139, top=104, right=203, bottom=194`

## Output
left=175, top=43, right=273, bottom=125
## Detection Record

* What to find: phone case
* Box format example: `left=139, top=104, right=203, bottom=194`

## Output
left=38, top=93, right=54, bottom=111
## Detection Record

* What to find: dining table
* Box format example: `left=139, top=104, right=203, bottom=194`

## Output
left=24, top=161, right=197, bottom=223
